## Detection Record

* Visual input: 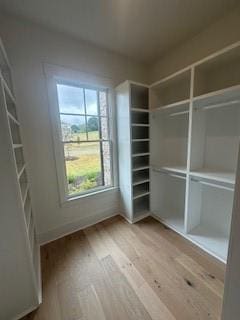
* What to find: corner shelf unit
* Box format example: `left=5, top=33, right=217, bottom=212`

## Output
left=149, top=41, right=240, bottom=263
left=116, top=41, right=240, bottom=263
left=0, top=38, right=41, bottom=320
left=116, top=81, right=150, bottom=223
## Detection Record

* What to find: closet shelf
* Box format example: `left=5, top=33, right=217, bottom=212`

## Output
left=132, top=138, right=150, bottom=142
left=152, top=165, right=187, bottom=175
left=131, top=108, right=149, bottom=113
left=13, top=144, right=23, bottom=149
left=132, top=165, right=149, bottom=172
left=133, top=191, right=150, bottom=200
left=2, top=77, right=16, bottom=105
left=7, top=111, right=20, bottom=126
left=133, top=179, right=150, bottom=186
left=132, top=123, right=150, bottom=127
left=132, top=152, right=150, bottom=157
left=21, top=183, right=29, bottom=205
left=152, top=212, right=185, bottom=234
left=18, top=164, right=26, bottom=179
left=190, top=169, right=235, bottom=185
left=188, top=224, right=229, bottom=263
left=151, top=99, right=190, bottom=113
left=193, top=84, right=240, bottom=110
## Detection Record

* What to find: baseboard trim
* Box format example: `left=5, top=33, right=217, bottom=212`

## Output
left=38, top=209, right=118, bottom=245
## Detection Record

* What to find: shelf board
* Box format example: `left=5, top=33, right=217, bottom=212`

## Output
left=193, top=84, right=240, bottom=110
left=18, top=163, right=26, bottom=179
left=188, top=224, right=229, bottom=262
left=133, top=191, right=150, bottom=200
left=132, top=152, right=150, bottom=157
left=151, top=99, right=190, bottom=112
left=132, top=138, right=149, bottom=142
left=131, top=108, right=149, bottom=113
left=13, top=144, right=23, bottom=149
left=133, top=179, right=150, bottom=186
left=2, top=77, right=16, bottom=105
left=152, top=212, right=185, bottom=234
left=152, top=165, right=187, bottom=175
left=132, top=165, right=149, bottom=172
left=21, top=183, right=29, bottom=205
left=132, top=123, right=150, bottom=127
left=190, top=168, right=235, bottom=185
left=7, top=111, right=20, bottom=126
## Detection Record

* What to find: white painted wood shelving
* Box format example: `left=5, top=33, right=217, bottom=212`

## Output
left=0, top=38, right=41, bottom=320
left=116, top=41, right=240, bottom=263
left=116, top=81, right=150, bottom=223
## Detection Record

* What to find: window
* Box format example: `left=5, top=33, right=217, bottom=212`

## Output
left=56, top=82, right=113, bottom=198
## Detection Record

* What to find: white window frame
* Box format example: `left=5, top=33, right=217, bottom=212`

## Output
left=44, top=63, right=118, bottom=204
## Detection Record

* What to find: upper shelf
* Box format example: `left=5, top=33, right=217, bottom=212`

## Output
left=190, top=168, right=236, bottom=185
left=193, top=84, right=240, bottom=110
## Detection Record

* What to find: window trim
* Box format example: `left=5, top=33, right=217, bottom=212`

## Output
left=44, top=63, right=117, bottom=204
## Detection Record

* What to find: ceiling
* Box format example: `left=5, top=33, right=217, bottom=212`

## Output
left=0, top=0, right=239, bottom=63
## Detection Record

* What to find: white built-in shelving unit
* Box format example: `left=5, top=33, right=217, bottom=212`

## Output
left=0, top=38, right=41, bottom=320
left=149, top=42, right=240, bottom=263
left=116, top=81, right=150, bottom=223
left=116, top=41, right=240, bottom=263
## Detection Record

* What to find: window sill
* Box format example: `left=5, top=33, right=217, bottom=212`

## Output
left=60, top=186, right=119, bottom=208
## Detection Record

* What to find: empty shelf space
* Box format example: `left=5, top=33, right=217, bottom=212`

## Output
left=131, top=110, right=149, bottom=124
left=132, top=141, right=149, bottom=154
left=130, top=83, right=149, bottom=110
left=150, top=69, right=191, bottom=109
left=132, top=155, right=149, bottom=170
left=188, top=225, right=229, bottom=262
left=132, top=125, right=149, bottom=140
left=133, top=182, right=150, bottom=200
left=8, top=111, right=20, bottom=126
left=194, top=45, right=240, bottom=97
left=133, top=195, right=150, bottom=217
left=193, top=84, right=240, bottom=110
left=190, top=100, right=240, bottom=180
left=190, top=169, right=236, bottom=185
left=187, top=177, right=233, bottom=262
left=151, top=169, right=186, bottom=233
left=9, top=117, right=22, bottom=144
left=151, top=99, right=190, bottom=114
left=2, top=76, right=15, bottom=104
left=153, top=212, right=185, bottom=234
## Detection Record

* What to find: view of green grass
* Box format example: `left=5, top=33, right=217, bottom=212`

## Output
left=64, top=131, right=102, bottom=195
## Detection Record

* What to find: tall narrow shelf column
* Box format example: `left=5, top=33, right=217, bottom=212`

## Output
left=0, top=38, right=41, bottom=319
left=116, top=81, right=150, bottom=223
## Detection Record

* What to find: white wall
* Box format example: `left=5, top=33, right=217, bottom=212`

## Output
left=149, top=6, right=240, bottom=82
left=0, top=14, right=148, bottom=242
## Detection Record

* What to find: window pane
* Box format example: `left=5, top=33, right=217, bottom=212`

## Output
left=64, top=143, right=103, bottom=195
left=87, top=116, right=99, bottom=140
left=99, top=91, right=108, bottom=116
left=100, top=116, right=109, bottom=140
left=57, top=84, right=84, bottom=114
left=85, top=89, right=98, bottom=115
left=102, top=141, right=112, bottom=186
left=60, top=115, right=87, bottom=141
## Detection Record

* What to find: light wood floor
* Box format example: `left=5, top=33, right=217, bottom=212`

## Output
left=23, top=215, right=225, bottom=320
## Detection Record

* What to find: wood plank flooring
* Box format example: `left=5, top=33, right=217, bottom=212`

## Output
left=23, top=215, right=225, bottom=320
